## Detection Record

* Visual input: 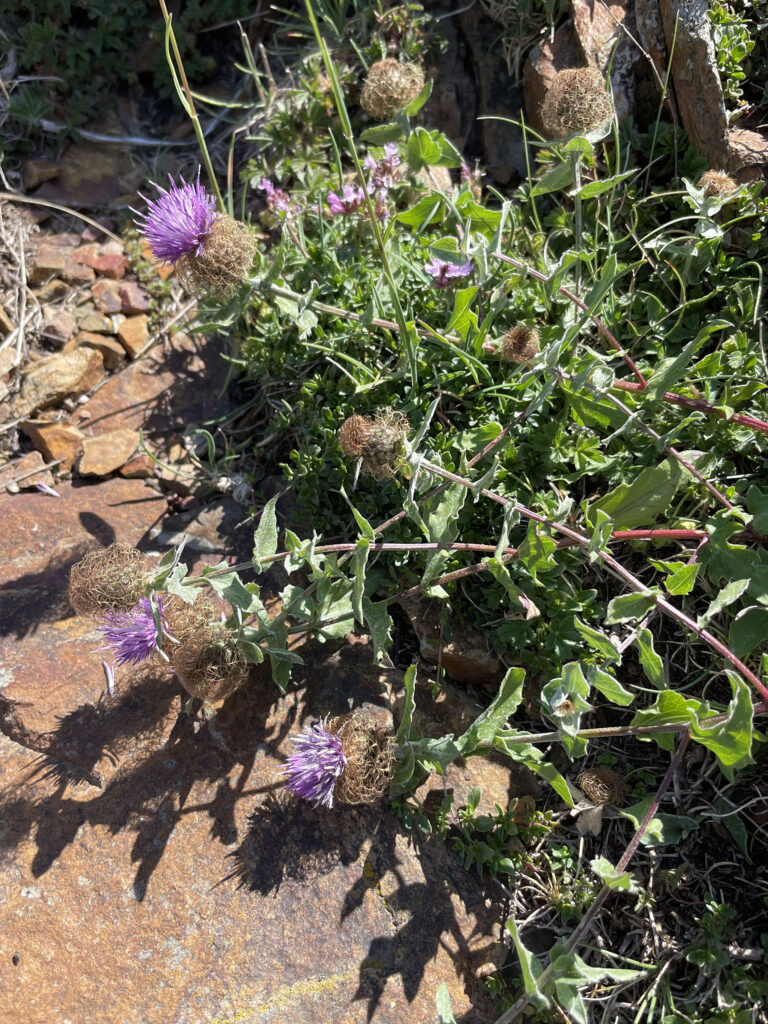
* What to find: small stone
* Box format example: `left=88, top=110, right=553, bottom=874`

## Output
left=0, top=306, right=13, bottom=336
left=22, top=158, right=60, bottom=190
left=28, top=245, right=68, bottom=284
left=0, top=347, right=18, bottom=380
left=62, top=257, right=96, bottom=285
left=29, top=232, right=81, bottom=249
left=12, top=348, right=104, bottom=417
left=78, top=429, right=141, bottom=477
left=77, top=308, right=113, bottom=333
left=119, top=453, right=155, bottom=479
left=70, top=244, right=101, bottom=266
left=0, top=451, right=55, bottom=491
left=19, top=420, right=85, bottom=472
left=41, top=307, right=77, bottom=345
left=168, top=442, right=186, bottom=463
left=36, top=278, right=69, bottom=301
left=92, top=279, right=123, bottom=314
left=69, top=332, right=126, bottom=371
left=117, top=315, right=149, bottom=359
left=118, top=282, right=152, bottom=315
left=728, top=128, right=768, bottom=172
left=88, top=253, right=129, bottom=279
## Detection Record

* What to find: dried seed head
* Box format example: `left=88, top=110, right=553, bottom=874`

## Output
left=698, top=169, right=737, bottom=198
left=339, top=410, right=409, bottom=480
left=501, top=325, right=540, bottom=363
left=175, top=216, right=256, bottom=297
left=360, top=59, right=425, bottom=120
left=69, top=544, right=147, bottom=616
left=171, top=623, right=249, bottom=703
left=577, top=766, right=627, bottom=806
left=328, top=711, right=396, bottom=805
left=163, top=594, right=214, bottom=646
left=541, top=67, right=614, bottom=141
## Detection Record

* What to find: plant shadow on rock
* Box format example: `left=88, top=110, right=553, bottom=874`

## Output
left=0, top=665, right=282, bottom=900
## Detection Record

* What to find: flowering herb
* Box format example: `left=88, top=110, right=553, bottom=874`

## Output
left=365, top=143, right=401, bottom=195
left=260, top=178, right=295, bottom=218
left=98, top=597, right=166, bottom=667
left=424, top=257, right=473, bottom=288
left=327, top=184, right=366, bottom=216
left=134, top=172, right=219, bottom=265
left=283, top=717, right=347, bottom=808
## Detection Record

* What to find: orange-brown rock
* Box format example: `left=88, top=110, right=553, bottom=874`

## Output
left=659, top=0, right=729, bottom=168
left=0, top=450, right=55, bottom=492
left=118, top=452, right=155, bottom=478
left=78, top=428, right=141, bottom=477
left=27, top=244, right=68, bottom=284
left=12, top=347, right=104, bottom=417
left=89, top=252, right=129, bottom=279
left=728, top=128, right=768, bottom=172
left=20, top=420, right=86, bottom=472
left=572, top=0, right=639, bottom=120
left=77, top=308, right=113, bottom=333
left=117, top=314, right=149, bottom=358
left=61, top=256, right=96, bottom=285
left=69, top=331, right=126, bottom=371
left=36, top=278, right=68, bottom=301
left=41, top=306, right=77, bottom=345
left=22, top=157, right=60, bottom=190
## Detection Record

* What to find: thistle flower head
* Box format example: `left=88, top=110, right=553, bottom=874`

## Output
left=541, top=67, right=614, bottom=141
left=360, top=59, right=425, bottom=120
left=425, top=257, right=473, bottom=288
left=331, top=712, right=396, bottom=806
left=69, top=544, right=147, bottom=616
left=339, top=409, right=409, bottom=480
left=698, top=169, right=737, bottom=198
left=283, top=717, right=347, bottom=808
left=577, top=766, right=627, bottom=806
left=98, top=596, right=165, bottom=666
left=175, top=216, right=256, bottom=297
left=501, top=325, right=540, bottom=363
left=171, top=621, right=249, bottom=703
left=134, top=171, right=219, bottom=265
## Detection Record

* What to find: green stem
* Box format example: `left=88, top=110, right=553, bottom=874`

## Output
left=157, top=0, right=225, bottom=213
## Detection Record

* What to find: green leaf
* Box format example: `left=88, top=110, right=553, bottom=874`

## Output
left=590, top=855, right=639, bottom=892
left=495, top=733, right=573, bottom=805
left=517, top=523, right=557, bottom=581
left=339, top=485, right=375, bottom=540
left=456, top=667, right=525, bottom=755
left=634, top=628, right=667, bottom=689
left=505, top=918, right=550, bottom=1010
left=351, top=538, right=369, bottom=625
left=406, top=126, right=443, bottom=169
left=397, top=194, right=445, bottom=228
left=421, top=481, right=466, bottom=589
left=605, top=591, right=657, bottom=625
left=689, top=673, right=754, bottom=780
left=359, top=123, right=403, bottom=145
left=445, top=286, right=478, bottom=344
left=665, top=563, right=700, bottom=596
left=541, top=662, right=593, bottom=737
left=586, top=508, right=613, bottom=564
left=644, top=320, right=730, bottom=402
left=730, top=606, right=768, bottom=658
left=621, top=797, right=699, bottom=846
left=396, top=664, right=417, bottom=746
left=435, top=983, right=457, bottom=1024
left=588, top=666, right=635, bottom=707
left=531, top=160, right=574, bottom=196
left=698, top=578, right=750, bottom=627
left=316, top=580, right=354, bottom=639
left=403, top=78, right=433, bottom=116
left=574, top=618, right=621, bottom=663
left=573, top=170, right=635, bottom=198
left=253, top=495, right=279, bottom=568
left=587, top=456, right=695, bottom=530
left=163, top=562, right=195, bottom=604
left=363, top=598, right=394, bottom=667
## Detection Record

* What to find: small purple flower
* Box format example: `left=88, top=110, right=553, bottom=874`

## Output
left=260, top=178, right=295, bottom=218
left=134, top=172, right=219, bottom=265
left=425, top=257, right=473, bottom=288
left=98, top=597, right=166, bottom=667
left=283, top=717, right=347, bottom=808
left=365, top=143, right=401, bottom=198
left=327, top=184, right=366, bottom=216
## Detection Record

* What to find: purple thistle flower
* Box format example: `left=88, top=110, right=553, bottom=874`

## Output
left=425, top=257, right=473, bottom=288
left=98, top=597, right=166, bottom=667
left=283, top=717, right=347, bottom=808
left=134, top=172, right=219, bottom=265
left=327, top=184, right=366, bottom=216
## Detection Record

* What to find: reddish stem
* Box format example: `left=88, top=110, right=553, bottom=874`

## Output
left=614, top=378, right=768, bottom=437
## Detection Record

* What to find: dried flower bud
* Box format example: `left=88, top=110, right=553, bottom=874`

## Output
left=69, top=544, right=147, bottom=616
left=339, top=409, right=409, bottom=480
left=577, top=766, right=627, bottom=806
left=329, top=711, right=396, bottom=805
left=175, top=216, right=256, bottom=297
left=360, top=59, right=425, bottom=120
left=171, top=622, right=249, bottom=703
left=698, top=169, right=737, bottom=198
left=541, top=67, right=614, bottom=141
left=501, top=325, right=539, bottom=363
